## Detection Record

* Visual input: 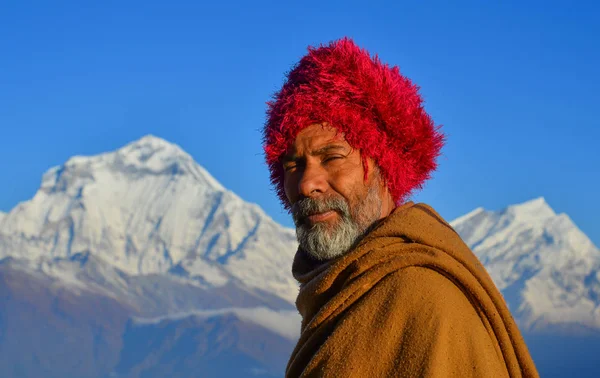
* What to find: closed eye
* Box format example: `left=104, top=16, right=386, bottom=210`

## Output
left=283, top=159, right=305, bottom=172
left=322, top=155, right=344, bottom=164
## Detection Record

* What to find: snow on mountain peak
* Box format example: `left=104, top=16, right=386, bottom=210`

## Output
left=451, top=197, right=600, bottom=331
left=450, top=207, right=485, bottom=226
left=504, top=197, right=556, bottom=225
left=39, top=135, right=224, bottom=194
left=117, top=134, right=192, bottom=169
left=4, top=132, right=599, bottom=332
left=0, top=135, right=299, bottom=303
left=128, top=134, right=181, bottom=149
left=451, top=197, right=595, bottom=272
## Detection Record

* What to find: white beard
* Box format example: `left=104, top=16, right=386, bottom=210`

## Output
left=293, top=181, right=383, bottom=261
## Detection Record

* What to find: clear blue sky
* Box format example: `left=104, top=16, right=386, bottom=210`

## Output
left=1, top=1, right=598, bottom=246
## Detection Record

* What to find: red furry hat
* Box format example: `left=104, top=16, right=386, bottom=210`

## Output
left=263, top=37, right=444, bottom=209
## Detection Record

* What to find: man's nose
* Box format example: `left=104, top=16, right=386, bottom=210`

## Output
left=298, top=164, right=328, bottom=198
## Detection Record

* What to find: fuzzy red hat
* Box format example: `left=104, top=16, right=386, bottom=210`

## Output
left=263, top=37, right=444, bottom=209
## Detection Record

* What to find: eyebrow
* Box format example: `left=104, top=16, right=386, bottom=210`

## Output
left=282, top=144, right=347, bottom=163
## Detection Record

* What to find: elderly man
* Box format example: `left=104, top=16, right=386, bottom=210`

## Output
left=263, top=38, right=539, bottom=377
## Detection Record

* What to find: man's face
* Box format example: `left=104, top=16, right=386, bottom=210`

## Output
left=282, top=124, right=387, bottom=260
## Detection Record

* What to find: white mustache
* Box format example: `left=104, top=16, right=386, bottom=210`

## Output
left=291, top=197, right=350, bottom=225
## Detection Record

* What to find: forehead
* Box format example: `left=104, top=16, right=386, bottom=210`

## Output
left=286, top=123, right=349, bottom=154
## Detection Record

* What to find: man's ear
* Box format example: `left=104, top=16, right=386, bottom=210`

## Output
left=361, top=154, right=370, bottom=182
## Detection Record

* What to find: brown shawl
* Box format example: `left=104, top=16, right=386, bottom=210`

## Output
left=287, top=202, right=539, bottom=377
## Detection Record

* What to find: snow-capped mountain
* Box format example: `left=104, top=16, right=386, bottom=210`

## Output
left=0, top=135, right=299, bottom=304
left=0, top=136, right=301, bottom=377
left=1, top=135, right=599, bottom=377
left=451, top=197, right=600, bottom=331
left=1, top=135, right=599, bottom=332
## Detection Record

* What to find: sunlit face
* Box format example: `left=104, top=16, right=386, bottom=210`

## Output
left=282, top=123, right=395, bottom=260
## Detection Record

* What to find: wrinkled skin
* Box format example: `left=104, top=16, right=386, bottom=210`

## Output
left=282, top=123, right=396, bottom=259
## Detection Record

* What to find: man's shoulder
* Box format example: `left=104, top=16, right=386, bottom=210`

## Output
left=372, top=265, right=478, bottom=320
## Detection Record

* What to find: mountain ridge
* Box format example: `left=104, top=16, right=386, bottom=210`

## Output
left=0, top=135, right=299, bottom=304
left=1, top=135, right=599, bottom=333
left=451, top=196, right=600, bottom=331
left=0, top=135, right=599, bottom=377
